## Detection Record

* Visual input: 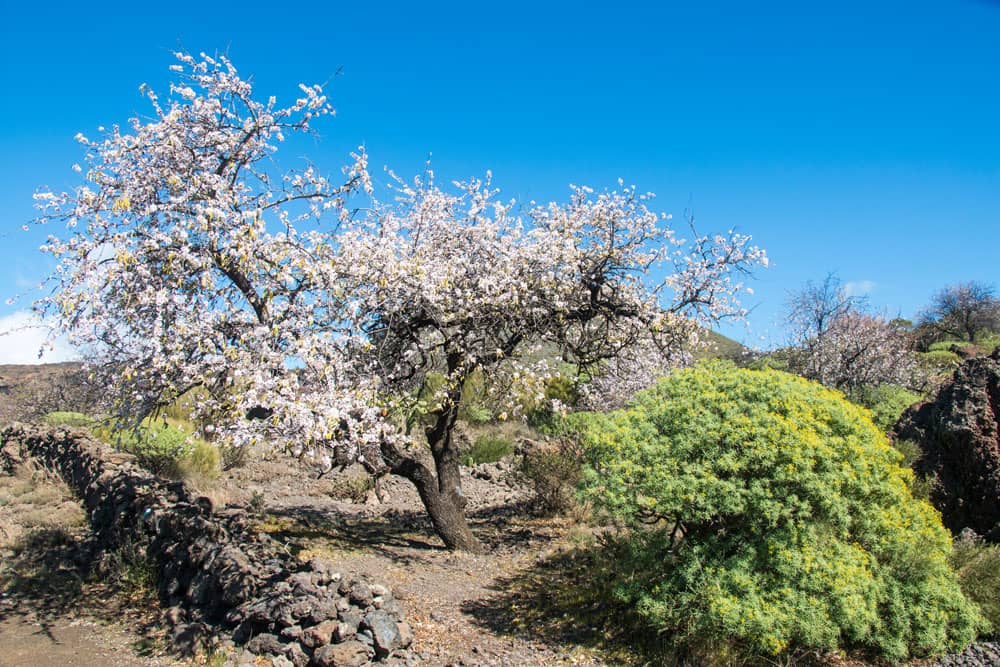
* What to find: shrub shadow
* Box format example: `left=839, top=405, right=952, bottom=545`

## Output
left=458, top=544, right=671, bottom=665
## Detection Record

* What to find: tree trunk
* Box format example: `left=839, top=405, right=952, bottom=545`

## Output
left=381, top=439, right=483, bottom=552
left=379, top=400, right=483, bottom=552
left=379, top=353, right=484, bottom=552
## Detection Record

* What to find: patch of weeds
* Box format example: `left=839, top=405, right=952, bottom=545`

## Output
left=951, top=532, right=1000, bottom=638
left=462, top=433, right=514, bottom=467
left=328, top=470, right=374, bottom=503
left=102, top=538, right=160, bottom=608
left=42, top=411, right=97, bottom=428
left=203, top=649, right=231, bottom=667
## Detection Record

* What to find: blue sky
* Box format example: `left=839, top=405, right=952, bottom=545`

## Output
left=1, top=0, right=998, bottom=361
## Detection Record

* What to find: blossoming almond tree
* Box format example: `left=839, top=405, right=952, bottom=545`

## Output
left=786, top=275, right=915, bottom=393
left=327, top=172, right=766, bottom=549
left=33, top=51, right=393, bottom=470
left=34, top=53, right=767, bottom=552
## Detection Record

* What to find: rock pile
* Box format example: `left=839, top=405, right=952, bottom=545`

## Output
left=925, top=641, right=1000, bottom=667
left=0, top=423, right=415, bottom=666
left=895, top=349, right=1000, bottom=541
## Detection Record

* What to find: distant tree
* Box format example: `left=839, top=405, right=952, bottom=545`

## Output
left=793, top=312, right=915, bottom=393
left=918, top=281, right=1000, bottom=343
left=785, top=272, right=862, bottom=341
left=34, top=52, right=768, bottom=552
left=786, top=274, right=914, bottom=392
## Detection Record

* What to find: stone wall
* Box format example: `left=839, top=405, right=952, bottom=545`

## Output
left=1, top=423, right=415, bottom=667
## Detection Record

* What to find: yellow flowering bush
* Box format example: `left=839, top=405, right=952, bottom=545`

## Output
left=572, top=362, right=983, bottom=662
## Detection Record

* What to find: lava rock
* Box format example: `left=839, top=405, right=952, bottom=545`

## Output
left=301, top=619, right=338, bottom=648
left=363, top=610, right=401, bottom=657
left=896, top=349, right=1000, bottom=540
left=312, top=640, right=373, bottom=667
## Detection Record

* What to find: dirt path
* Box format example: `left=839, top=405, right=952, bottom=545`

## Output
left=218, top=457, right=619, bottom=666
left=0, top=615, right=168, bottom=667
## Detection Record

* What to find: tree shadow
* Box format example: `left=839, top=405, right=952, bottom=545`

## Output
left=0, top=528, right=90, bottom=621
left=262, top=497, right=563, bottom=565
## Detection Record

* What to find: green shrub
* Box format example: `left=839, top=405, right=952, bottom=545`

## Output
left=518, top=439, right=583, bottom=515
left=459, top=403, right=492, bottom=425
left=42, top=411, right=96, bottom=429
left=742, top=348, right=791, bottom=372
left=851, top=385, right=924, bottom=434
left=462, top=433, right=514, bottom=467
left=919, top=349, right=961, bottom=373
left=950, top=533, right=1000, bottom=638
left=94, top=417, right=218, bottom=480
left=977, top=333, right=1000, bottom=351
left=571, top=362, right=984, bottom=662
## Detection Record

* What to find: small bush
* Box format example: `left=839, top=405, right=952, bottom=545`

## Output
left=94, top=417, right=218, bottom=480
left=42, top=411, right=96, bottom=429
left=462, top=434, right=514, bottom=467
left=951, top=532, right=1000, bottom=638
left=177, top=440, right=221, bottom=483
left=572, top=362, right=984, bottom=662
left=328, top=470, right=374, bottom=504
left=218, top=441, right=251, bottom=470
left=518, top=439, right=583, bottom=515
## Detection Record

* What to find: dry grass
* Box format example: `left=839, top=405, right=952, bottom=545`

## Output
left=0, top=463, right=85, bottom=549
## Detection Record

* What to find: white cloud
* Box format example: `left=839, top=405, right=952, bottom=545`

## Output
left=844, top=280, right=876, bottom=297
left=0, top=311, right=80, bottom=364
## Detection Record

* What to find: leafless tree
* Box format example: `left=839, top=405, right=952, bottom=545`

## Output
left=917, top=281, right=1000, bottom=343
